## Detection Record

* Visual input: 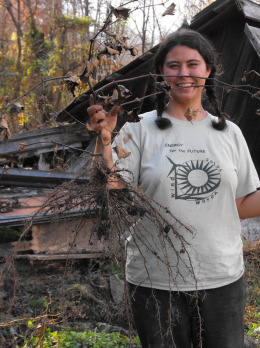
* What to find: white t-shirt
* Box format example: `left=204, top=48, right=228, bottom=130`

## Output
left=112, top=110, right=260, bottom=291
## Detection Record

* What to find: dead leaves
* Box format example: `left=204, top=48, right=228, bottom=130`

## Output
left=64, top=76, right=79, bottom=97
left=0, top=114, right=11, bottom=141
left=129, top=46, right=138, bottom=57
left=155, top=81, right=172, bottom=95
left=113, top=145, right=131, bottom=159
left=97, top=85, right=132, bottom=106
left=8, top=103, right=24, bottom=114
left=242, top=70, right=260, bottom=82
left=97, top=39, right=138, bottom=60
left=113, top=131, right=133, bottom=159
left=162, top=2, right=176, bottom=16
left=37, top=93, right=48, bottom=112
left=19, top=142, right=27, bottom=150
left=126, top=108, right=141, bottom=123
left=111, top=6, right=130, bottom=20
left=97, top=45, right=120, bottom=60
left=123, top=133, right=133, bottom=144
left=184, top=107, right=200, bottom=122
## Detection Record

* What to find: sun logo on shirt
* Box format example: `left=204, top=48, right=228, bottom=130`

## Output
left=167, top=157, right=221, bottom=201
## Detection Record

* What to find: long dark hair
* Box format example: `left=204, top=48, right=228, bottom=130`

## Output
left=153, top=28, right=227, bottom=131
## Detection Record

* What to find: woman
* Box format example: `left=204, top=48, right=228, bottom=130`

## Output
left=88, top=28, right=260, bottom=348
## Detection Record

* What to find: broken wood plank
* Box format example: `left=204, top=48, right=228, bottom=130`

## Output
left=14, top=253, right=103, bottom=260
left=31, top=218, right=120, bottom=255
left=245, top=24, right=260, bottom=59
left=11, top=240, right=32, bottom=253
left=0, top=168, right=89, bottom=189
left=0, top=124, right=90, bottom=157
left=239, top=0, right=260, bottom=23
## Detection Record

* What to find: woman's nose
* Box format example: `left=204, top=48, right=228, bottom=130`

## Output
left=178, top=64, right=189, bottom=77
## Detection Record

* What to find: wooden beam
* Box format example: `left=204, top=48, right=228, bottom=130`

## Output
left=0, top=124, right=90, bottom=157
left=0, top=168, right=89, bottom=189
left=245, top=24, right=260, bottom=58
left=239, top=0, right=260, bottom=23
left=14, top=253, right=103, bottom=260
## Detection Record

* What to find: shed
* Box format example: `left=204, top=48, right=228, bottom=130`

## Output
left=57, top=0, right=260, bottom=173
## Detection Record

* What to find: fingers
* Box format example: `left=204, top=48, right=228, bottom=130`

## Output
left=87, top=95, right=120, bottom=134
left=89, top=94, right=94, bottom=106
left=90, top=111, right=107, bottom=132
left=110, top=105, right=120, bottom=116
left=87, top=104, right=103, bottom=117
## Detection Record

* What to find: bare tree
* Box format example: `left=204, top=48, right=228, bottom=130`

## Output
left=3, top=0, right=23, bottom=96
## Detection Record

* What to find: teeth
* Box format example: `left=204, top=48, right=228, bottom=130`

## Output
left=178, top=84, right=193, bottom=87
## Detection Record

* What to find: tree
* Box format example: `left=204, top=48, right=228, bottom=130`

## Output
left=3, top=0, right=24, bottom=96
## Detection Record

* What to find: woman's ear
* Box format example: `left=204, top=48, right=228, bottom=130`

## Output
left=206, top=67, right=211, bottom=78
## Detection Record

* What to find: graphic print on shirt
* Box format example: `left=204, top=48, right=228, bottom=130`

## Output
left=167, top=156, right=221, bottom=202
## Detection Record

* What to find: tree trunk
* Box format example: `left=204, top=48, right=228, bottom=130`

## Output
left=4, top=0, right=23, bottom=97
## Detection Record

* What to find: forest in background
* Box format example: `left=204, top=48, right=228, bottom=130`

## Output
left=0, top=0, right=213, bottom=135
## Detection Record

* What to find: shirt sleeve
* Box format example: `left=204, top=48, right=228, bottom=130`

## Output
left=235, top=128, right=260, bottom=199
left=112, top=122, right=141, bottom=185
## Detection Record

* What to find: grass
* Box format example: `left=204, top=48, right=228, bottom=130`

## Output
left=244, top=239, right=260, bottom=343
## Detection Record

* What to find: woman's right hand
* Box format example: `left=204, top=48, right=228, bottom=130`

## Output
left=87, top=95, right=120, bottom=143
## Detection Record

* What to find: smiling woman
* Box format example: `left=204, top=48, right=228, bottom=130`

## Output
left=153, top=28, right=226, bottom=131
left=88, top=28, right=260, bottom=348
left=161, top=45, right=211, bottom=117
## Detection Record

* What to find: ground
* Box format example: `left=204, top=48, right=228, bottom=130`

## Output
left=0, top=242, right=259, bottom=347
left=0, top=257, right=133, bottom=347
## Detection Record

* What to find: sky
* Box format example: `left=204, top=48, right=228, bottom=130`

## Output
left=121, top=0, right=190, bottom=45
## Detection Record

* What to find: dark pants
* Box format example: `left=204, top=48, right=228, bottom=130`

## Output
left=128, top=276, right=246, bottom=348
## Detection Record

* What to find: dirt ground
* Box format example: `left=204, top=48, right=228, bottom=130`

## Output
left=0, top=241, right=259, bottom=347
left=0, top=257, right=132, bottom=347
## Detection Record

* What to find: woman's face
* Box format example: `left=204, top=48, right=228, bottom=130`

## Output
left=161, top=45, right=211, bottom=106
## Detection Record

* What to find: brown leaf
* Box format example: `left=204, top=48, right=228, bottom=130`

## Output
left=117, top=85, right=132, bottom=98
left=104, top=29, right=117, bottom=38
left=242, top=70, right=260, bottom=82
left=252, top=90, right=260, bottom=98
left=19, top=142, right=27, bottom=150
left=0, top=114, right=9, bottom=130
left=97, top=52, right=105, bottom=60
left=162, top=2, right=176, bottom=16
left=106, top=46, right=120, bottom=55
left=6, top=128, right=11, bottom=139
left=126, top=109, right=141, bottom=123
left=97, top=95, right=111, bottom=106
left=184, top=107, right=199, bottom=122
left=64, top=76, right=79, bottom=97
left=3, top=165, right=9, bottom=173
left=129, top=46, right=138, bottom=56
left=111, top=6, right=130, bottom=19
left=155, top=81, right=172, bottom=92
left=9, top=103, right=24, bottom=114
left=122, top=133, right=133, bottom=144
left=65, top=75, right=79, bottom=84
left=0, top=114, right=11, bottom=140
left=79, top=61, right=94, bottom=82
left=113, top=146, right=131, bottom=159
left=111, top=89, right=119, bottom=102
